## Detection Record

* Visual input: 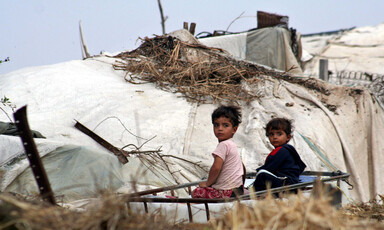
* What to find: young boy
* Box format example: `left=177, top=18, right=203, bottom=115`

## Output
left=192, top=105, right=244, bottom=199
left=252, top=118, right=306, bottom=191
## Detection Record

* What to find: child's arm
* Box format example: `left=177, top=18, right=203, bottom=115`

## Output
left=199, top=156, right=223, bottom=187
left=242, top=162, right=246, bottom=185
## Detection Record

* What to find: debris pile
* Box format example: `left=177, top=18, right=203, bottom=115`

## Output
left=113, top=35, right=282, bottom=103
left=112, top=33, right=351, bottom=109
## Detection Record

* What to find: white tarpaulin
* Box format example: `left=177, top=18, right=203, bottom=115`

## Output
left=199, top=27, right=303, bottom=75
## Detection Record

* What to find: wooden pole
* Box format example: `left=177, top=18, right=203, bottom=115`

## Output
left=79, top=21, right=91, bottom=59
left=319, top=59, right=329, bottom=82
left=189, top=23, right=196, bottom=35
left=157, top=0, right=166, bottom=34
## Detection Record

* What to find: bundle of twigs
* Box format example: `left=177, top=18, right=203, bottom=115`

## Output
left=113, top=35, right=282, bottom=103
left=126, top=145, right=208, bottom=187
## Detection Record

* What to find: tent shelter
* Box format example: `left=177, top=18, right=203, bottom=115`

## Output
left=301, top=23, right=384, bottom=78
left=0, top=26, right=383, bottom=208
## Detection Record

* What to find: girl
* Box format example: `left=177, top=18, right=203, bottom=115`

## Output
left=192, top=105, right=244, bottom=199
left=252, top=117, right=306, bottom=191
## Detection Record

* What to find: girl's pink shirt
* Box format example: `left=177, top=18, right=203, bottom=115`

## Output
left=211, top=138, right=243, bottom=190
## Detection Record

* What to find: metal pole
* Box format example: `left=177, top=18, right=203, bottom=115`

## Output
left=13, top=106, right=56, bottom=205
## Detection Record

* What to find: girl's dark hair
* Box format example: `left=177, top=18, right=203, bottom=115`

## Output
left=265, top=118, right=293, bottom=136
left=211, top=105, right=242, bottom=127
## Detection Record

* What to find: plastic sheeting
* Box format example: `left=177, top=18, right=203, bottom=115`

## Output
left=0, top=121, right=45, bottom=138
left=199, top=27, right=303, bottom=75
left=4, top=145, right=124, bottom=202
left=198, top=32, right=247, bottom=60
left=1, top=139, right=207, bottom=202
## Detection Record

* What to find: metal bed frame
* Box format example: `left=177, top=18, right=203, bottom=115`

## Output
left=124, top=171, right=350, bottom=222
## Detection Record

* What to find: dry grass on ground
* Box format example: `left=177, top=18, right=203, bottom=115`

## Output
left=1, top=191, right=384, bottom=230
left=342, top=194, right=384, bottom=222
left=213, top=191, right=384, bottom=230
left=0, top=193, right=204, bottom=230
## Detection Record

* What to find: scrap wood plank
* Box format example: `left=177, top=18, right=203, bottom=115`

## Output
left=182, top=21, right=196, bottom=35
left=13, top=106, right=56, bottom=205
left=74, top=120, right=129, bottom=164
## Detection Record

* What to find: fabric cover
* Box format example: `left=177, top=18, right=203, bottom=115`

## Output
left=199, top=27, right=303, bottom=75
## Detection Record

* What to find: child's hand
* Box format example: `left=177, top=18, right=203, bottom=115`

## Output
left=199, top=181, right=208, bottom=187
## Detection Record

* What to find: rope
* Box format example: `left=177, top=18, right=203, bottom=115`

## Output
left=336, top=184, right=354, bottom=204
left=298, top=132, right=338, bottom=172
left=299, top=132, right=354, bottom=192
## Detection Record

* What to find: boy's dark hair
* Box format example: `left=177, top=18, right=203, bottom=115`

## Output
left=265, top=118, right=293, bottom=136
left=211, top=105, right=242, bottom=127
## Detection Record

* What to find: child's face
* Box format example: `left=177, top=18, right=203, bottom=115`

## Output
left=213, top=116, right=237, bottom=142
left=267, top=128, right=291, bottom=148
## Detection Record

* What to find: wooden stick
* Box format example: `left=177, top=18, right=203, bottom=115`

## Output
left=74, top=120, right=129, bottom=164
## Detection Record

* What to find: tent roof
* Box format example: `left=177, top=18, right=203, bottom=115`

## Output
left=301, top=22, right=384, bottom=76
